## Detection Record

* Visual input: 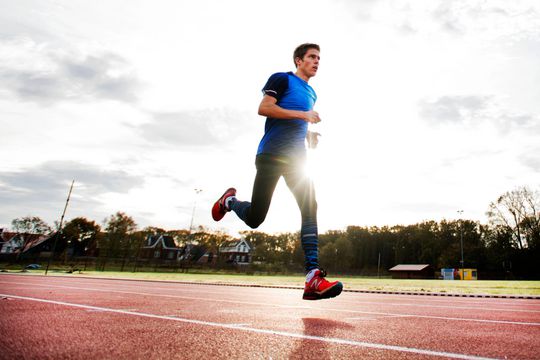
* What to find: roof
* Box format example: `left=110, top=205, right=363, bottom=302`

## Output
left=389, top=264, right=431, bottom=272
left=0, top=232, right=51, bottom=252
left=220, top=238, right=251, bottom=253
left=21, top=234, right=53, bottom=252
left=144, top=235, right=178, bottom=249
left=1, top=231, right=18, bottom=242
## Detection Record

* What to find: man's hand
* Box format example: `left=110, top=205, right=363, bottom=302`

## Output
left=304, top=110, right=321, bottom=124
left=307, top=131, right=321, bottom=149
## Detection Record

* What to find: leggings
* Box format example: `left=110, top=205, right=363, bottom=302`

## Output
left=230, top=153, right=319, bottom=272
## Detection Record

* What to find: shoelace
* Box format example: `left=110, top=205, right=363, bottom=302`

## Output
left=318, top=268, right=327, bottom=278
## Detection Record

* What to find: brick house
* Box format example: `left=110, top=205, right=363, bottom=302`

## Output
left=220, top=238, right=252, bottom=264
left=140, top=235, right=180, bottom=261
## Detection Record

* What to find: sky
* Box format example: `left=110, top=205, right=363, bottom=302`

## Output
left=1, top=0, right=539, bottom=236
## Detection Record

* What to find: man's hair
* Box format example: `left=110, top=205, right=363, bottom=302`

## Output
left=293, top=43, right=320, bottom=68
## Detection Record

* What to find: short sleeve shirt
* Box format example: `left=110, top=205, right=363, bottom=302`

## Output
left=256, top=72, right=317, bottom=157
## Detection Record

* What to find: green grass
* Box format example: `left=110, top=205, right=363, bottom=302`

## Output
left=5, top=269, right=540, bottom=296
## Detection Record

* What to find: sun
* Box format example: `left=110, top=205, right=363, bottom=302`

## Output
left=303, top=149, right=320, bottom=180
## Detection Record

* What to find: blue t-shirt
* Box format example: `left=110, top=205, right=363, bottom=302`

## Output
left=256, top=72, right=317, bottom=157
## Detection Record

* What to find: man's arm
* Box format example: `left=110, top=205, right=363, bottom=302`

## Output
left=258, top=95, right=321, bottom=124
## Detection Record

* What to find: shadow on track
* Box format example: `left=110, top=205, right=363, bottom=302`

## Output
left=289, top=318, right=354, bottom=359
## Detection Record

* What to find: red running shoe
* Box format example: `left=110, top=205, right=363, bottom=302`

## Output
left=303, top=269, right=343, bottom=300
left=211, top=187, right=236, bottom=221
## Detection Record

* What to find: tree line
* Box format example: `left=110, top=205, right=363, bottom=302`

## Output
left=5, top=186, right=539, bottom=279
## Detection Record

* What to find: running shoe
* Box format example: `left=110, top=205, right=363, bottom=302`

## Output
left=211, top=187, right=236, bottom=221
left=303, top=268, right=343, bottom=300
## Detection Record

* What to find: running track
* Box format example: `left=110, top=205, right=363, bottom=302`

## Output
left=1, top=274, right=539, bottom=359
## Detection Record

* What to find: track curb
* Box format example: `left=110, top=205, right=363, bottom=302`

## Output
left=2, top=272, right=539, bottom=299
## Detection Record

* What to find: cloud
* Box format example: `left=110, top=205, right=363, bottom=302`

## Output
left=418, top=95, right=490, bottom=124
left=0, top=39, right=140, bottom=104
left=521, top=152, right=540, bottom=172
left=0, top=161, right=144, bottom=208
left=418, top=95, right=539, bottom=133
left=0, top=161, right=148, bottom=228
left=139, top=108, right=256, bottom=148
left=431, top=1, right=540, bottom=39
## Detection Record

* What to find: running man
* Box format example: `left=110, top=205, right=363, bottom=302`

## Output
left=212, top=43, right=343, bottom=300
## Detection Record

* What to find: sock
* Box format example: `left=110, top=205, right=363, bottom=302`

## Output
left=305, top=268, right=319, bottom=282
left=225, top=196, right=236, bottom=210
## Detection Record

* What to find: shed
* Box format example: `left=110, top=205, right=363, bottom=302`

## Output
left=389, top=264, right=434, bottom=279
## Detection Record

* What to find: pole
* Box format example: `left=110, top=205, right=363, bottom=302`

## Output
left=377, top=252, right=381, bottom=279
left=457, top=210, right=464, bottom=280
left=189, top=189, right=203, bottom=233
left=45, top=180, right=74, bottom=275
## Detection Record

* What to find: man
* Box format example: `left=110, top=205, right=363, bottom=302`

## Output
left=212, top=43, right=342, bottom=300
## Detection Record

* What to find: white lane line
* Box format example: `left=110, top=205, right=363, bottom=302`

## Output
left=0, top=293, right=497, bottom=360
left=348, top=292, right=540, bottom=306
left=338, top=300, right=540, bottom=313
left=1, top=280, right=539, bottom=327
left=3, top=276, right=539, bottom=309
left=66, top=282, right=540, bottom=311
left=21, top=277, right=540, bottom=312
left=3, top=278, right=539, bottom=316
left=347, top=315, right=407, bottom=320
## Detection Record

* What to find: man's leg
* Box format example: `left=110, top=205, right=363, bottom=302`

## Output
left=230, top=154, right=281, bottom=229
left=284, top=163, right=343, bottom=300
left=283, top=165, right=319, bottom=272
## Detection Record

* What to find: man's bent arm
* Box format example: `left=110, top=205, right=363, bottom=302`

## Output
left=258, top=95, right=320, bottom=124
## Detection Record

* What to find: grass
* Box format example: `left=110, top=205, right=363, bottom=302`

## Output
left=4, top=269, right=540, bottom=296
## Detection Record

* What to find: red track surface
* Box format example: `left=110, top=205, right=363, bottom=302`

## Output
left=1, top=274, right=539, bottom=359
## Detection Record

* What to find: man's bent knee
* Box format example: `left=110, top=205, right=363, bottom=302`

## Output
left=246, top=216, right=266, bottom=229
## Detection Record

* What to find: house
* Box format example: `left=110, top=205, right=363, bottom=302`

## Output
left=1, top=231, right=49, bottom=255
left=178, top=243, right=217, bottom=265
left=0, top=230, right=56, bottom=260
left=1, top=230, right=24, bottom=254
left=140, top=235, right=180, bottom=260
left=220, top=238, right=252, bottom=264
left=389, top=264, right=434, bottom=279
left=20, top=233, right=56, bottom=258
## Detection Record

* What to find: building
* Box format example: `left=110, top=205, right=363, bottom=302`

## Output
left=389, top=264, right=434, bottom=279
left=0, top=230, right=24, bottom=254
left=458, top=268, right=478, bottom=280
left=140, top=235, right=180, bottom=261
left=0, top=230, right=53, bottom=259
left=220, top=238, right=252, bottom=264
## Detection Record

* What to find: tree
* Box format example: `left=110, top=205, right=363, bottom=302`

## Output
left=487, top=186, right=540, bottom=249
left=11, top=216, right=52, bottom=234
left=102, top=212, right=137, bottom=258
left=63, top=217, right=101, bottom=257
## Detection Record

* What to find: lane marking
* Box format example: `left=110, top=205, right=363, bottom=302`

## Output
left=4, top=281, right=540, bottom=313
left=2, top=273, right=539, bottom=301
left=0, top=293, right=497, bottom=360
left=6, top=276, right=540, bottom=311
left=336, top=299, right=540, bottom=313
left=1, top=280, right=539, bottom=326
left=3, top=275, right=540, bottom=309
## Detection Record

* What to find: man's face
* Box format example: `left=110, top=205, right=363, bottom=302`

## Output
left=296, top=48, right=320, bottom=78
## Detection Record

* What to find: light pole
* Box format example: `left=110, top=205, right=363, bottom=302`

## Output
left=189, top=189, right=203, bottom=233
left=457, top=210, right=464, bottom=280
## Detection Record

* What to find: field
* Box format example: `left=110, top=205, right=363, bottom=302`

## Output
left=6, top=269, right=540, bottom=296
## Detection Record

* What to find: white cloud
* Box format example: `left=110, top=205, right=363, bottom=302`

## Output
left=0, top=39, right=140, bottom=104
